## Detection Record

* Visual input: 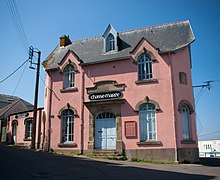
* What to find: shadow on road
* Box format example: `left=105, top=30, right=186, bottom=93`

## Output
left=0, top=144, right=216, bottom=180
left=199, top=157, right=220, bottom=167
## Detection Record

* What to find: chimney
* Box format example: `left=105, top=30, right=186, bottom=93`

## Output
left=60, top=35, right=71, bottom=47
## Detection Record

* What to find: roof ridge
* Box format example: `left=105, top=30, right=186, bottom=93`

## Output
left=72, top=35, right=102, bottom=43
left=120, top=20, right=189, bottom=34
left=70, top=20, right=189, bottom=43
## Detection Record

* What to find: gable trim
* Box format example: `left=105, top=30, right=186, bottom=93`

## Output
left=58, top=50, right=82, bottom=66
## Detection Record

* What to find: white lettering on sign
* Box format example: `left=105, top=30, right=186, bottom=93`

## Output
left=89, top=91, right=122, bottom=101
left=15, top=113, right=29, bottom=119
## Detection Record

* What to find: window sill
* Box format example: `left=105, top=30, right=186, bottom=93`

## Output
left=181, top=139, right=196, bottom=144
left=58, top=143, right=77, bottom=148
left=23, top=137, right=32, bottom=141
left=137, top=141, right=162, bottom=146
left=135, top=79, right=158, bottom=85
left=60, top=87, right=78, bottom=93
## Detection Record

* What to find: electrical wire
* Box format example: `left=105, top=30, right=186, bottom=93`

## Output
left=12, top=60, right=28, bottom=95
left=198, top=130, right=220, bottom=137
left=13, top=0, right=29, bottom=48
left=196, top=114, right=203, bottom=135
left=39, top=74, right=60, bottom=101
left=195, top=87, right=205, bottom=105
left=6, top=0, right=29, bottom=52
left=0, top=58, right=29, bottom=84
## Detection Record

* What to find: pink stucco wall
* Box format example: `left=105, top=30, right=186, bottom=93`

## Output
left=83, top=39, right=176, bottom=150
left=169, top=47, right=198, bottom=148
left=44, top=52, right=83, bottom=151
left=43, top=39, right=197, bottom=152
left=8, top=109, right=43, bottom=147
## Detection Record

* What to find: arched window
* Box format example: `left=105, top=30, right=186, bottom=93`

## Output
left=106, top=33, right=115, bottom=52
left=61, top=109, right=74, bottom=143
left=138, top=53, right=153, bottom=81
left=181, top=104, right=191, bottom=140
left=139, top=103, right=156, bottom=141
left=24, top=118, right=33, bottom=139
left=63, top=64, right=75, bottom=89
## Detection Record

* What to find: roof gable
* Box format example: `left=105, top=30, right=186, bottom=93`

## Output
left=58, top=50, right=82, bottom=66
left=0, top=94, right=33, bottom=119
left=102, top=24, right=117, bottom=38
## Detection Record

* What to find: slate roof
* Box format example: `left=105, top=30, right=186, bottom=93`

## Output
left=0, top=94, right=33, bottom=119
left=43, top=20, right=195, bottom=70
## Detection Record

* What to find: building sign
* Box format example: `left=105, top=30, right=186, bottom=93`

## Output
left=89, top=91, right=122, bottom=101
left=15, top=112, right=29, bottom=119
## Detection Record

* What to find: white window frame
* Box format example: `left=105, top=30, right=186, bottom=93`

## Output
left=181, top=104, right=191, bottom=140
left=106, top=33, right=115, bottom=52
left=138, top=53, right=153, bottom=81
left=63, top=65, right=75, bottom=89
left=61, top=109, right=74, bottom=144
left=139, top=103, right=156, bottom=141
left=25, top=119, right=32, bottom=139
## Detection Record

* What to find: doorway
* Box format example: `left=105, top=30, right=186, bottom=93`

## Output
left=95, top=112, right=116, bottom=149
left=12, top=121, right=18, bottom=144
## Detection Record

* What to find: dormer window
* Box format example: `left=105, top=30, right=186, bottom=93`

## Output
left=103, top=24, right=118, bottom=53
left=106, top=33, right=115, bottom=52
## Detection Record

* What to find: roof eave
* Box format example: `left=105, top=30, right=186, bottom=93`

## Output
left=80, top=56, right=130, bottom=66
left=159, top=39, right=195, bottom=54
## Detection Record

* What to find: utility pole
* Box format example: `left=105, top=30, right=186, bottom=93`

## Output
left=193, top=81, right=214, bottom=90
left=29, top=46, right=41, bottom=149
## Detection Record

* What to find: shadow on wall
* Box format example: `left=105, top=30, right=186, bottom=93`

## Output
left=6, top=132, right=12, bottom=144
left=121, top=100, right=137, bottom=117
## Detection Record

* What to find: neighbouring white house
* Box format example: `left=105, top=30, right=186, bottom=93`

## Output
left=198, top=139, right=220, bottom=157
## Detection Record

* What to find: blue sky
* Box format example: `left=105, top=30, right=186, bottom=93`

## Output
left=0, top=0, right=220, bottom=140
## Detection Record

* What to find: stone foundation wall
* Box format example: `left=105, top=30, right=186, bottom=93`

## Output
left=54, top=149, right=81, bottom=155
left=177, top=148, right=199, bottom=163
left=125, top=148, right=176, bottom=162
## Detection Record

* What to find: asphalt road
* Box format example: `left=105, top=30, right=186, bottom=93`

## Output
left=0, top=144, right=220, bottom=180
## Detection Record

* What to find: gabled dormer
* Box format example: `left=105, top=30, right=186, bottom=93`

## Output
left=102, top=24, right=118, bottom=53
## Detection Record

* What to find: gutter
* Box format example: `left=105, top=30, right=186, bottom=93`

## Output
left=45, top=71, right=52, bottom=151
left=168, top=52, right=178, bottom=162
left=80, top=69, right=85, bottom=154
left=80, top=56, right=130, bottom=66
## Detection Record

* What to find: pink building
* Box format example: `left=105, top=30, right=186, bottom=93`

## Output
left=8, top=108, right=44, bottom=148
left=42, top=20, right=198, bottom=162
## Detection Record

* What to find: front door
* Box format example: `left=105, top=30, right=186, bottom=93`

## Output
left=12, top=121, right=17, bottom=144
left=95, top=112, right=116, bottom=149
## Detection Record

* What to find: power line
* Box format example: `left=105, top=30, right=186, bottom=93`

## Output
left=6, top=0, right=29, bottom=52
left=0, top=58, right=29, bottom=84
left=198, top=130, right=220, bottom=137
left=39, top=74, right=60, bottom=101
left=13, top=0, right=29, bottom=47
left=196, top=114, right=203, bottom=135
left=12, top=61, right=28, bottom=95
left=193, top=79, right=220, bottom=104
left=195, top=87, right=205, bottom=105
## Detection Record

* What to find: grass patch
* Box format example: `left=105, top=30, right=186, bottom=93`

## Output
left=130, top=158, right=177, bottom=165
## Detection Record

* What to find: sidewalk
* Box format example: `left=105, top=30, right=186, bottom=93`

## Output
left=89, top=157, right=220, bottom=179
